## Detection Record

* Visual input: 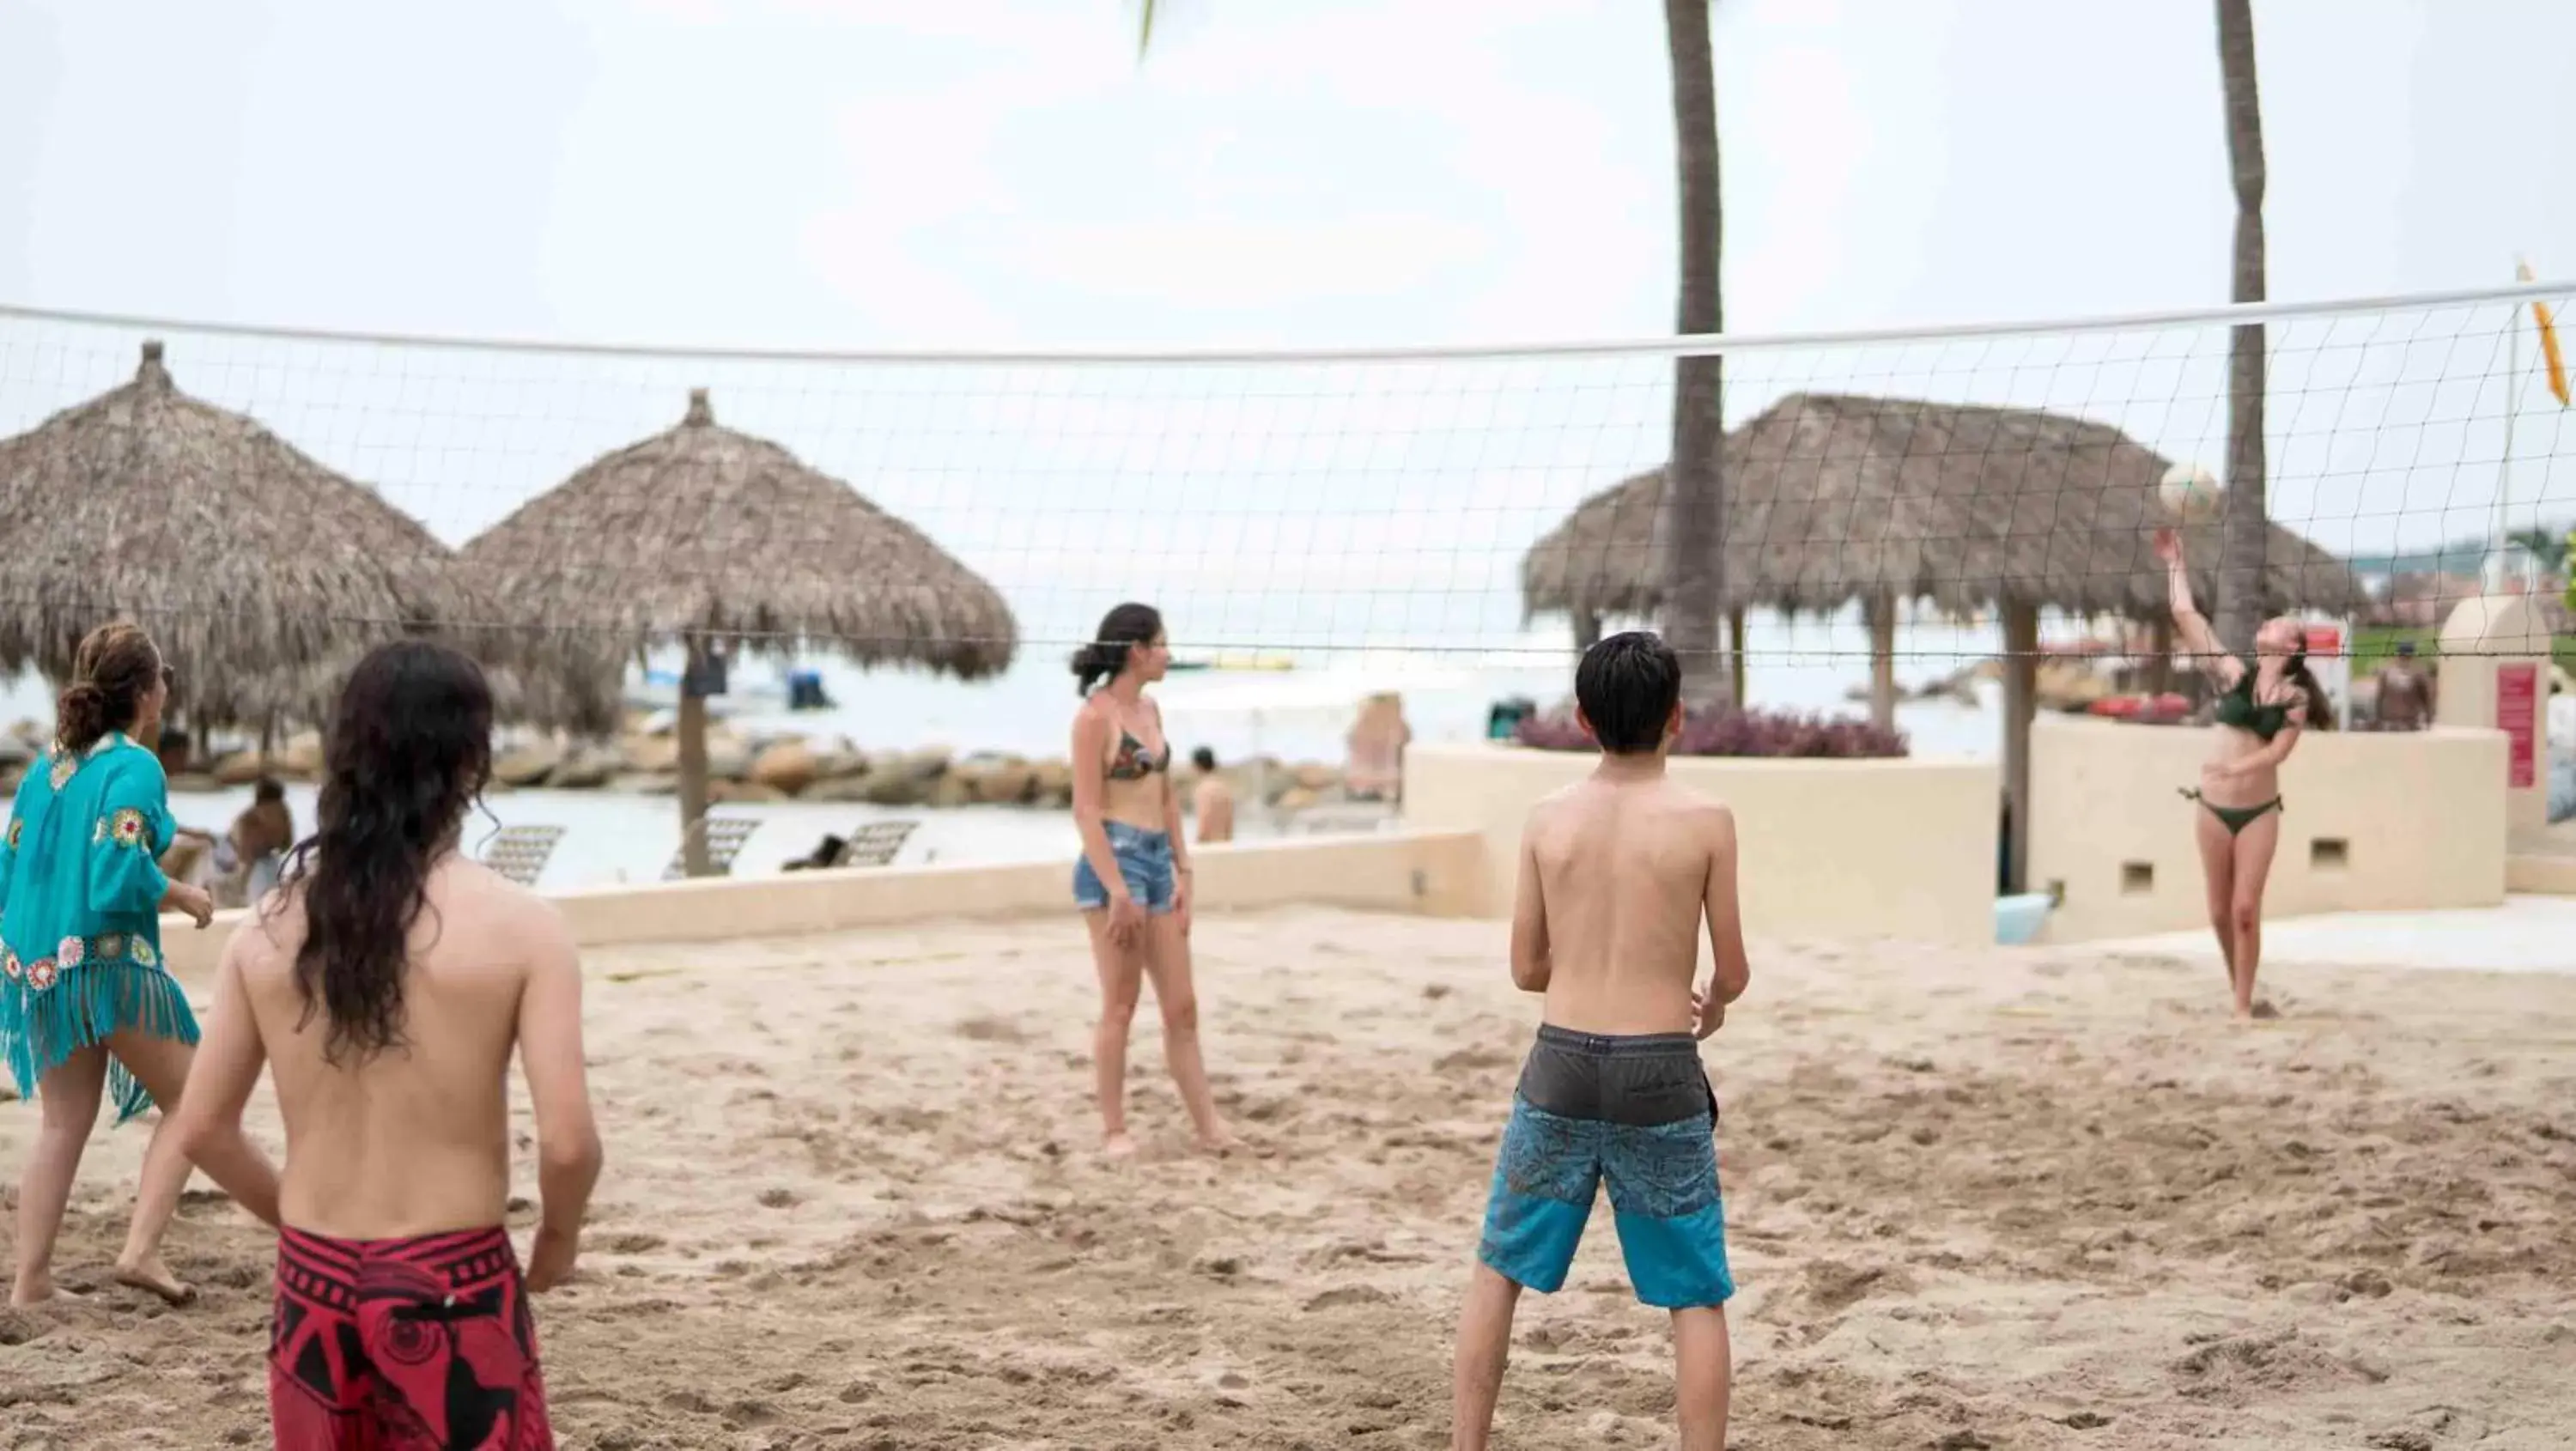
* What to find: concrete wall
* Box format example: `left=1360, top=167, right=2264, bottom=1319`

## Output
left=1401, top=741, right=1999, bottom=945
left=2433, top=593, right=2557, bottom=847
left=2506, top=850, right=2576, bottom=896
left=2026, top=715, right=2506, bottom=942
left=159, top=829, right=1485, bottom=988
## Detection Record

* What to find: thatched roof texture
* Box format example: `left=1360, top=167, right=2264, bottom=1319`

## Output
left=459, top=389, right=1017, bottom=678
left=1521, top=392, right=2366, bottom=625
left=0, top=341, right=615, bottom=732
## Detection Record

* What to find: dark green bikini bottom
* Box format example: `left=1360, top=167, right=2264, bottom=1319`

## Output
left=2180, top=788, right=2282, bottom=837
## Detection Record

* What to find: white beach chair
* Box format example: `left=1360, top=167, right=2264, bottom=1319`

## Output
left=834, top=818, right=917, bottom=868
left=663, top=814, right=764, bottom=881
left=479, top=824, right=567, bottom=888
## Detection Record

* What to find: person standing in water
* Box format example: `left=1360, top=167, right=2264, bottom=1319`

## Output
left=168, top=641, right=603, bottom=1447
left=2, top=621, right=280, bottom=1308
left=1069, top=604, right=1238, bottom=1158
left=1451, top=632, right=1750, bottom=1451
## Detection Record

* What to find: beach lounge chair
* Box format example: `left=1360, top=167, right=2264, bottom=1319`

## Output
left=663, top=813, right=764, bottom=881
left=479, top=824, right=566, bottom=888
left=835, top=818, right=916, bottom=868
left=782, top=819, right=920, bottom=872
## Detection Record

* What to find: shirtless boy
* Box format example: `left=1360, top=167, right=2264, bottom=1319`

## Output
left=169, top=641, right=603, bottom=1449
left=1450, top=632, right=1752, bottom=1451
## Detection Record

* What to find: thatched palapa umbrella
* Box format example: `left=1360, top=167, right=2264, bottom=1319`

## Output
left=0, top=340, right=614, bottom=738
left=459, top=389, right=1018, bottom=877
left=1518, top=392, right=2366, bottom=891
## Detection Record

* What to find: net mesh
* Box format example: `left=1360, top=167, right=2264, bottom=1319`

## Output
left=0, top=284, right=2567, bottom=755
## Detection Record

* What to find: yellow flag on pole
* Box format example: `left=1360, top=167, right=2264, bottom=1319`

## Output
left=2518, top=258, right=2571, bottom=407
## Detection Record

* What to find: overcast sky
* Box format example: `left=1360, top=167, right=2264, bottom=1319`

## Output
left=5, top=0, right=2569, bottom=347
left=0, top=0, right=2567, bottom=633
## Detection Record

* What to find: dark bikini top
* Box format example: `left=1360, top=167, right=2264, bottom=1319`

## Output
left=1106, top=727, right=1170, bottom=781
left=2211, top=655, right=2301, bottom=743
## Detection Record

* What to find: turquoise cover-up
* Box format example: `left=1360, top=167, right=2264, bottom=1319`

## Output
left=0, top=731, right=200, bottom=1121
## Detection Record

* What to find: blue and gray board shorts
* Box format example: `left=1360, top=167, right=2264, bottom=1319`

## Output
left=1477, top=1024, right=1734, bottom=1309
left=1072, top=820, right=1177, bottom=914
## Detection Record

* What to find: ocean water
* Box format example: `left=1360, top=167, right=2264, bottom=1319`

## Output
left=0, top=604, right=2030, bottom=889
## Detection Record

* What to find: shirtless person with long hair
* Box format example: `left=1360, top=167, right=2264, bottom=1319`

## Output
left=170, top=641, right=603, bottom=1448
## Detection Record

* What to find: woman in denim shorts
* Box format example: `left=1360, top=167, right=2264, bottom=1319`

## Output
left=1070, top=603, right=1237, bottom=1157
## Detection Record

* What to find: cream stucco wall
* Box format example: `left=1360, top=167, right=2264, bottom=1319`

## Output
left=159, top=829, right=1485, bottom=990
left=1400, top=741, right=1998, bottom=945
left=2026, top=715, right=2506, bottom=942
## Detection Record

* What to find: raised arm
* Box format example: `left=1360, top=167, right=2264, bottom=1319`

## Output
left=169, top=936, right=283, bottom=1228
left=1509, top=829, right=1551, bottom=993
left=2153, top=529, right=2232, bottom=677
left=1700, top=805, right=1750, bottom=1015
left=518, top=904, right=602, bottom=1291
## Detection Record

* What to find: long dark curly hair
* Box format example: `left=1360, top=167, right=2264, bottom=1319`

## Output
left=276, top=640, right=494, bottom=1065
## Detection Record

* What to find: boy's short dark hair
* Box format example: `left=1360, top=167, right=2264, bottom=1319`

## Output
left=1192, top=746, right=1218, bottom=773
left=253, top=776, right=287, bottom=802
left=1575, top=632, right=1683, bottom=755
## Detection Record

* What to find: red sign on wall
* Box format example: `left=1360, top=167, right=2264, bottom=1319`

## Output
left=2499, top=663, right=2539, bottom=790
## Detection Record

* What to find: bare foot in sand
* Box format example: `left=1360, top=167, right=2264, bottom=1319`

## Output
left=1195, top=1128, right=1247, bottom=1157
left=113, top=1256, right=197, bottom=1307
left=1103, top=1132, right=1138, bottom=1160
left=9, top=1274, right=86, bottom=1308
left=2250, top=999, right=2281, bottom=1021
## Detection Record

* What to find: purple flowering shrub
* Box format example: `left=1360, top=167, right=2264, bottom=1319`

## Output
left=1512, top=707, right=1908, bottom=759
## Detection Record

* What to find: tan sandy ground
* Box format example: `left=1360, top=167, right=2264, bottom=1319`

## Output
left=4, top=906, right=2576, bottom=1450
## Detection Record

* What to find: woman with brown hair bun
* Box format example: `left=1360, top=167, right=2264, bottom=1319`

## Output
left=0, top=622, right=279, bottom=1306
left=1069, top=603, right=1238, bottom=1158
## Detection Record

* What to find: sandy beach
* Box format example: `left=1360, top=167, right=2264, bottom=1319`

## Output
left=5, top=906, right=2574, bottom=1449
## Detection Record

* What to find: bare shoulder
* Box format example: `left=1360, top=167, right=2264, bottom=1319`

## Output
left=1664, top=786, right=1737, bottom=845
left=228, top=892, right=301, bottom=980
left=442, top=859, right=574, bottom=962
left=1522, top=783, right=1583, bottom=835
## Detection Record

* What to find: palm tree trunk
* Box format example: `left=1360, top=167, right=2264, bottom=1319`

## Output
left=2214, top=0, right=2268, bottom=654
left=1866, top=595, right=1898, bottom=732
left=2001, top=602, right=2039, bottom=894
left=1728, top=607, right=1747, bottom=705
left=677, top=642, right=713, bottom=879
left=1655, top=0, right=1733, bottom=708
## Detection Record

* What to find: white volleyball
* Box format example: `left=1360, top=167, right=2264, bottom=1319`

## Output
left=2160, top=463, right=2223, bottom=524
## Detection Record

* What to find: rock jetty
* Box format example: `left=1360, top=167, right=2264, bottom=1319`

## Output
left=0, top=717, right=1352, bottom=819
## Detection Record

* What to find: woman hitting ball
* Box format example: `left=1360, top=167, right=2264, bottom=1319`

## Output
left=2154, top=528, right=2330, bottom=1019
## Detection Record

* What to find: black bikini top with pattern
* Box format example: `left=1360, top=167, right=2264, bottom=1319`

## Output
left=1106, top=728, right=1170, bottom=781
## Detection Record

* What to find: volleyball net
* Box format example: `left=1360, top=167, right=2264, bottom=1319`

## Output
left=0, top=279, right=2566, bottom=738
